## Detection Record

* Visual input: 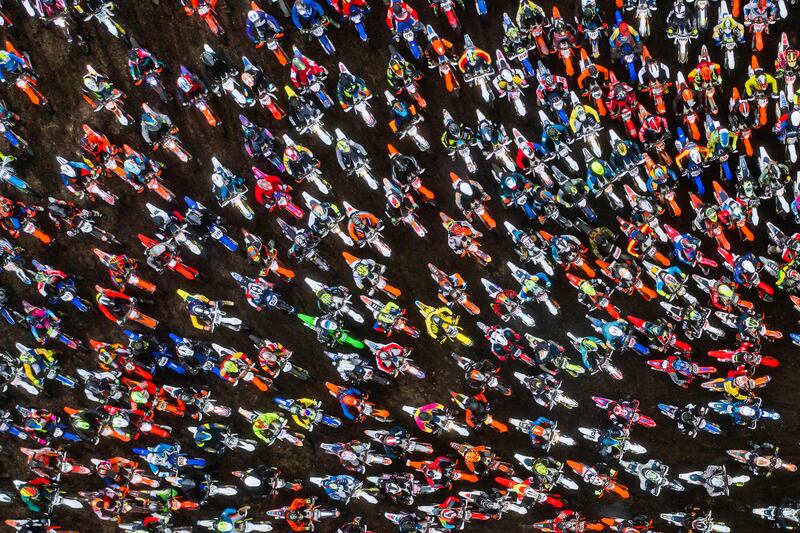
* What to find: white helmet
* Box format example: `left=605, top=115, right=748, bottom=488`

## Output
left=211, top=172, right=226, bottom=188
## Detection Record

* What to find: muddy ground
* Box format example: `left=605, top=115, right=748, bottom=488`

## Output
left=1, top=0, right=799, bottom=530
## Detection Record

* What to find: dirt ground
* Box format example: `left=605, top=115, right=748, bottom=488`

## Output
left=1, top=0, right=800, bottom=530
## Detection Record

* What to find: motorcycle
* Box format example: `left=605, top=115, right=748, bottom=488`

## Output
left=343, top=201, right=392, bottom=257
left=661, top=511, right=730, bottom=532
left=82, top=1, right=129, bottom=43
left=5, top=41, right=51, bottom=111
left=509, top=417, right=576, bottom=450
left=145, top=202, right=202, bottom=256
left=657, top=403, right=721, bottom=436
left=184, top=196, right=238, bottom=252
left=178, top=290, right=244, bottom=332
left=364, top=428, right=433, bottom=454
left=514, top=372, right=577, bottom=409
left=481, top=278, right=535, bottom=327
left=327, top=383, right=391, bottom=422
left=193, top=0, right=225, bottom=37
left=402, top=405, right=469, bottom=436
left=514, top=454, right=579, bottom=490
left=306, top=19, right=335, bottom=55
left=578, top=427, right=647, bottom=455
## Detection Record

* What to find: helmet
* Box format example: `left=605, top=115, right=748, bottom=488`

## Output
left=201, top=48, right=218, bottom=67
left=19, top=485, right=38, bottom=498
left=722, top=18, right=733, bottom=29
left=644, top=116, right=661, bottom=130
left=618, top=22, right=630, bottom=36
left=176, top=342, right=194, bottom=357
left=83, top=76, right=99, bottom=93
left=355, top=263, right=370, bottom=277
left=392, top=101, right=408, bottom=117
left=131, top=390, right=148, bottom=404
left=311, top=203, right=326, bottom=217
left=386, top=191, right=402, bottom=209
left=681, top=88, right=695, bottom=106
left=719, top=128, right=730, bottom=147
left=142, top=113, right=159, bottom=129
left=501, top=69, right=514, bottom=83
left=392, top=2, right=403, bottom=16
left=644, top=321, right=663, bottom=337
left=177, top=76, right=193, bottom=93
left=285, top=146, right=299, bottom=161
left=614, top=85, right=626, bottom=100
left=717, top=283, right=734, bottom=299
left=390, top=59, right=404, bottom=76
left=342, top=394, right=359, bottom=407
left=216, top=522, right=234, bottom=533
left=791, top=110, right=800, bottom=127
left=124, top=158, right=143, bottom=176
left=95, top=461, right=112, bottom=478
left=458, top=181, right=473, bottom=196
left=339, top=450, right=357, bottom=462
left=503, top=174, right=518, bottom=190
left=742, top=260, right=756, bottom=274
left=295, top=1, right=308, bottom=15
left=60, top=163, right=76, bottom=177
left=506, top=26, right=519, bottom=40
left=446, top=121, right=462, bottom=138
left=222, top=360, right=239, bottom=374
left=292, top=57, right=306, bottom=71
left=608, top=325, right=624, bottom=338
left=336, top=139, right=350, bottom=153
left=211, top=172, right=226, bottom=188
left=247, top=10, right=261, bottom=23
left=581, top=338, right=598, bottom=350
left=674, top=2, right=686, bottom=17
left=616, top=142, right=628, bottom=156
left=590, top=161, right=605, bottom=175
left=786, top=49, right=799, bottom=66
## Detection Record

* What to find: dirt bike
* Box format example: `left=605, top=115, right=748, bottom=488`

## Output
left=238, top=408, right=304, bottom=447
left=402, top=405, right=469, bottom=436
left=509, top=418, right=576, bottom=450
left=4, top=41, right=52, bottom=111
left=364, top=429, right=433, bottom=454
left=326, top=382, right=392, bottom=422
left=514, top=372, right=577, bottom=409
left=93, top=248, right=156, bottom=293
left=578, top=427, right=647, bottom=455
left=451, top=352, right=510, bottom=395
